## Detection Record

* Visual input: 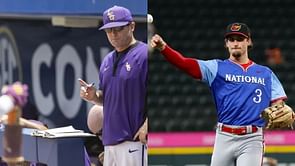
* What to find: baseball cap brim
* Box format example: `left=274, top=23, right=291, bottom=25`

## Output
left=225, top=32, right=249, bottom=38
left=99, top=21, right=129, bottom=30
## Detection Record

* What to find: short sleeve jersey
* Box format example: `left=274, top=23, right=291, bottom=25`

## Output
left=99, top=41, right=147, bottom=145
left=198, top=59, right=286, bottom=127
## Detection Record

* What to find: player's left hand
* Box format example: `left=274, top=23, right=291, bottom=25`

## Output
left=261, top=102, right=295, bottom=129
left=133, top=118, right=147, bottom=144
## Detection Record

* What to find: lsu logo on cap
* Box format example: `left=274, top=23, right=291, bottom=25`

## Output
left=230, top=23, right=241, bottom=31
left=107, top=10, right=115, bottom=21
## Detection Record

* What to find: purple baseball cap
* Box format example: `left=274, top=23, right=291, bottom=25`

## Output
left=99, top=5, right=133, bottom=30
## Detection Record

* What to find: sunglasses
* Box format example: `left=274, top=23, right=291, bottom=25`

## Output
left=104, top=24, right=130, bottom=33
left=227, top=36, right=246, bottom=42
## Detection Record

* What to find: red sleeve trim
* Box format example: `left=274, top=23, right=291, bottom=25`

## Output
left=271, top=96, right=288, bottom=103
left=160, top=45, right=202, bottom=79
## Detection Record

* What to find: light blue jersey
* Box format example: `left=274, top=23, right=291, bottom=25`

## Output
left=198, top=59, right=286, bottom=127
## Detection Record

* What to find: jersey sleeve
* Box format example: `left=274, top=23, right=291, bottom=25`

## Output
left=197, top=59, right=218, bottom=86
left=271, top=72, right=287, bottom=101
left=161, top=45, right=202, bottom=79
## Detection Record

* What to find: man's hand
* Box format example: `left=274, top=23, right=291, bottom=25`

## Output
left=150, top=34, right=167, bottom=51
left=78, top=78, right=97, bottom=102
left=133, top=118, right=148, bottom=144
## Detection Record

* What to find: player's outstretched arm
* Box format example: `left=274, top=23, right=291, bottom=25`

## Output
left=78, top=78, right=103, bottom=106
left=150, top=34, right=202, bottom=79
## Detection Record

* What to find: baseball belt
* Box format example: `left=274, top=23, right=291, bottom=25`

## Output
left=220, top=125, right=258, bottom=135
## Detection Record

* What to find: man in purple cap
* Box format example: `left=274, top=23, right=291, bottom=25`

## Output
left=79, top=5, right=147, bottom=166
left=150, top=23, right=290, bottom=166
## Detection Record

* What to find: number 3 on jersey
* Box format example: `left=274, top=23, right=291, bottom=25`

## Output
left=253, top=89, right=262, bottom=103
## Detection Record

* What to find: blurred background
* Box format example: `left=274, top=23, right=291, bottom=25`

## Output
left=148, top=0, right=295, bottom=165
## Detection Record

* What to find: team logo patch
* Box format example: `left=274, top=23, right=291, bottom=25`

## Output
left=125, top=62, right=131, bottom=71
left=107, top=10, right=115, bottom=21
left=231, top=23, right=241, bottom=31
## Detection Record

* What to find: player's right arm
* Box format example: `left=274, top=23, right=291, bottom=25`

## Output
left=79, top=79, right=103, bottom=106
left=150, top=34, right=202, bottom=79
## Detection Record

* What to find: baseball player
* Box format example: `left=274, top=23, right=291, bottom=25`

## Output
left=79, top=6, right=147, bottom=166
left=151, top=23, right=288, bottom=166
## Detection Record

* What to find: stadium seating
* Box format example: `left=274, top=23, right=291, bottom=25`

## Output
left=149, top=0, right=295, bottom=132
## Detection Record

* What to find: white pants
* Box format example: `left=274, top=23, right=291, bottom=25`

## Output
left=104, top=141, right=147, bottom=166
left=211, top=124, right=264, bottom=166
